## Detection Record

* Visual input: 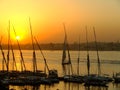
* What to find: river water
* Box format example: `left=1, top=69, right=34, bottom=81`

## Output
left=0, top=50, right=120, bottom=90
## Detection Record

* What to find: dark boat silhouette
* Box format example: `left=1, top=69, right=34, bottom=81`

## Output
left=84, top=27, right=112, bottom=87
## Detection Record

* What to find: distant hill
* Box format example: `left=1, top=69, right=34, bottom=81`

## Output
left=1, top=42, right=120, bottom=51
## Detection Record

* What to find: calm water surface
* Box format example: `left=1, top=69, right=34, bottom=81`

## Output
left=0, top=50, right=120, bottom=90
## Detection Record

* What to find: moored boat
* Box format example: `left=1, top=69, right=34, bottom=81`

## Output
left=84, top=74, right=108, bottom=87
left=113, top=72, right=120, bottom=83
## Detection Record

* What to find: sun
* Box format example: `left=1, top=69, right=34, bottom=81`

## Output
left=16, top=36, right=20, bottom=40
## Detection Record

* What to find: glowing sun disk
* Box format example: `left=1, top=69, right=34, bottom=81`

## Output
left=16, top=36, right=20, bottom=40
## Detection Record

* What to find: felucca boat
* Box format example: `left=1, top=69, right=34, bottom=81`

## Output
left=61, top=24, right=83, bottom=83
left=84, top=27, right=111, bottom=87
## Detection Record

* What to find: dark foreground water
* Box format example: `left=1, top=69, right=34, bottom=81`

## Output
left=0, top=50, right=120, bottom=90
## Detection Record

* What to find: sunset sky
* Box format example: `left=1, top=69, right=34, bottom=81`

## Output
left=0, top=0, right=120, bottom=44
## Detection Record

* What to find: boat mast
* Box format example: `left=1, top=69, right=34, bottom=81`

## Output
left=7, top=20, right=10, bottom=72
left=29, top=18, right=37, bottom=72
left=13, top=26, right=26, bottom=71
left=77, top=35, right=80, bottom=75
left=62, top=23, right=73, bottom=75
left=62, top=23, right=67, bottom=75
left=93, top=27, right=101, bottom=76
left=10, top=41, right=17, bottom=71
left=67, top=42, right=73, bottom=75
left=34, top=37, right=50, bottom=72
left=62, top=23, right=67, bottom=65
left=86, top=26, right=90, bottom=76
left=0, top=37, right=7, bottom=71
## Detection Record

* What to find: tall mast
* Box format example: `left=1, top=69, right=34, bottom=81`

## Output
left=62, top=23, right=73, bottom=75
left=62, top=23, right=67, bottom=65
left=34, top=37, right=49, bottom=72
left=93, top=27, right=101, bottom=76
left=13, top=26, right=26, bottom=71
left=77, top=35, right=80, bottom=75
left=29, top=18, right=37, bottom=72
left=7, top=20, right=10, bottom=72
left=67, top=42, right=73, bottom=75
left=10, top=41, right=17, bottom=71
left=86, top=26, right=90, bottom=76
left=0, top=37, right=7, bottom=71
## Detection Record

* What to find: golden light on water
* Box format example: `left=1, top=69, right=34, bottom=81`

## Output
left=16, top=63, right=21, bottom=71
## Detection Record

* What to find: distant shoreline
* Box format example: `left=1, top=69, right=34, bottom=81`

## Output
left=1, top=42, right=120, bottom=51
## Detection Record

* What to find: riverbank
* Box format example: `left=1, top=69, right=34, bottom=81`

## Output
left=1, top=42, right=120, bottom=51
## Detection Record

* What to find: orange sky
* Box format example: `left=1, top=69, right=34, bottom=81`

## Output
left=0, top=0, right=120, bottom=44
